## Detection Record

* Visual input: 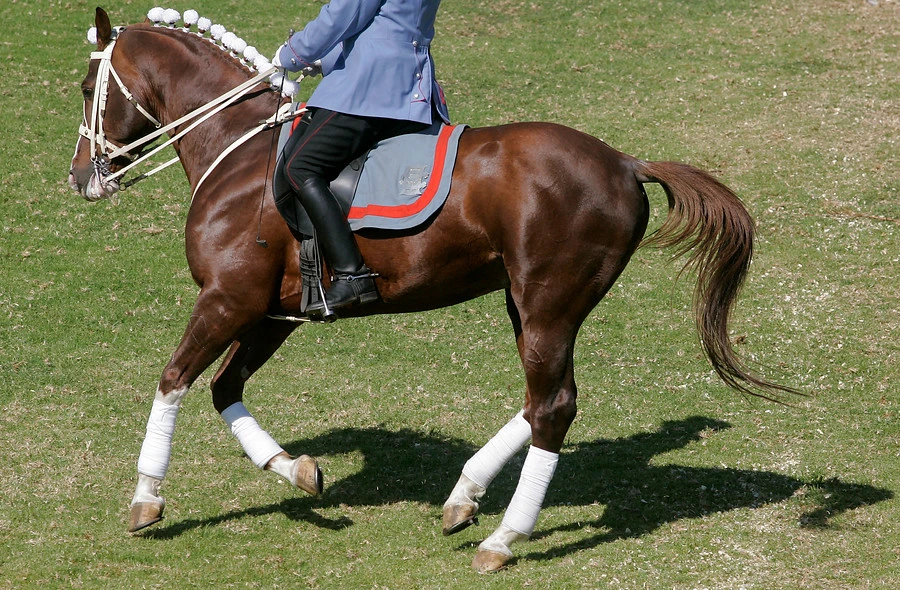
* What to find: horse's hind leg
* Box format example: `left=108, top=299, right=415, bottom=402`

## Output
left=442, top=291, right=532, bottom=535
left=471, top=243, right=635, bottom=571
left=471, top=303, right=578, bottom=572
left=444, top=285, right=578, bottom=574
left=210, top=316, right=322, bottom=497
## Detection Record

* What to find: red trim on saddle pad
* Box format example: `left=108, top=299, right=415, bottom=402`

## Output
left=347, top=124, right=457, bottom=221
left=290, top=104, right=307, bottom=133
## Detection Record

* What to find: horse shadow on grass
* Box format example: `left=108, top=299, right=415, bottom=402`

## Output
left=141, top=416, right=892, bottom=562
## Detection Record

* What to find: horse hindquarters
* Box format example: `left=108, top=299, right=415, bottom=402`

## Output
left=449, top=127, right=651, bottom=570
left=500, top=130, right=650, bottom=452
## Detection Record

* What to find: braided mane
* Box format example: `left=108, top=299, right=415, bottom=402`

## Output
left=87, top=7, right=279, bottom=81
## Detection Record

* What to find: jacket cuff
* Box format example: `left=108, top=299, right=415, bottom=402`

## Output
left=278, top=41, right=310, bottom=72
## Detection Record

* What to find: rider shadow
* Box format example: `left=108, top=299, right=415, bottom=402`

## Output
left=141, top=416, right=892, bottom=556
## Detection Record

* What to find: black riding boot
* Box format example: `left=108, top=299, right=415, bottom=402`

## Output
left=296, top=177, right=378, bottom=318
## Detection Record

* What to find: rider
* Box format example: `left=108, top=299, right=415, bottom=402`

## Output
left=273, top=0, right=450, bottom=319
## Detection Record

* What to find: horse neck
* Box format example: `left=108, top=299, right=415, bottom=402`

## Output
left=121, top=26, right=277, bottom=181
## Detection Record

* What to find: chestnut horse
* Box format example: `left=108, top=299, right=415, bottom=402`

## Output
left=69, top=8, right=795, bottom=572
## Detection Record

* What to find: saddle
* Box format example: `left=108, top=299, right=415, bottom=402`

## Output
left=272, top=112, right=365, bottom=239
left=270, top=111, right=466, bottom=316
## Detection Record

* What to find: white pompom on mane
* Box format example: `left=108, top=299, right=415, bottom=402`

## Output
left=253, top=54, right=272, bottom=71
left=210, top=23, right=226, bottom=41
left=243, top=46, right=260, bottom=63
left=231, top=37, right=248, bottom=55
left=92, top=8, right=285, bottom=90
left=162, top=8, right=180, bottom=25
left=220, top=31, right=237, bottom=49
left=147, top=7, right=165, bottom=23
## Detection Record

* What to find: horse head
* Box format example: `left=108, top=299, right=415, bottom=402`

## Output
left=69, top=7, right=289, bottom=203
left=69, top=8, right=164, bottom=201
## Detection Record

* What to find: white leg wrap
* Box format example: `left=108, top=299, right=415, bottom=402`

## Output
left=136, top=399, right=181, bottom=480
left=478, top=523, right=530, bottom=558
left=500, top=445, right=559, bottom=537
left=462, top=410, right=531, bottom=489
left=131, top=473, right=163, bottom=507
left=221, top=402, right=284, bottom=469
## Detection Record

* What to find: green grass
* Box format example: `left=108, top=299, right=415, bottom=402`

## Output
left=1, top=0, right=898, bottom=587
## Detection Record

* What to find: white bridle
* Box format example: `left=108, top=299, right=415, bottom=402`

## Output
left=80, top=31, right=161, bottom=161
left=77, top=26, right=296, bottom=201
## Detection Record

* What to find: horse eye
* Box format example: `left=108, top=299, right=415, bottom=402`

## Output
left=82, top=87, right=94, bottom=100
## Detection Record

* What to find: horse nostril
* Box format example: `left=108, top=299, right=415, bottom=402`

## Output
left=67, top=171, right=81, bottom=191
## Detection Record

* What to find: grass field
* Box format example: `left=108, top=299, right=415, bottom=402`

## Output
left=1, top=0, right=898, bottom=587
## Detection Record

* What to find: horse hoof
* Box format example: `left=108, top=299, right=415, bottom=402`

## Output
left=472, top=549, right=511, bottom=573
left=293, top=455, right=323, bottom=497
left=442, top=504, right=478, bottom=536
left=128, top=501, right=164, bottom=532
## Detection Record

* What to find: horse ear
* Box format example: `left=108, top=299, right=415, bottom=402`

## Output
left=95, top=7, right=113, bottom=50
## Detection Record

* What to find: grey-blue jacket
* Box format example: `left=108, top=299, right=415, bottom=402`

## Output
left=277, top=0, right=450, bottom=125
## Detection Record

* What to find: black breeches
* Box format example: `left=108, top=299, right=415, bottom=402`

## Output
left=284, top=108, right=430, bottom=187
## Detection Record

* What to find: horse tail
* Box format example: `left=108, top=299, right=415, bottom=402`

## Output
left=632, top=159, right=800, bottom=401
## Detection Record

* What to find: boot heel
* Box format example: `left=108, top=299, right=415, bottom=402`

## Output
left=358, top=291, right=379, bottom=305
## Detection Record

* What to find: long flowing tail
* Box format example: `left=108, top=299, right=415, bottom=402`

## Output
left=633, top=159, right=800, bottom=401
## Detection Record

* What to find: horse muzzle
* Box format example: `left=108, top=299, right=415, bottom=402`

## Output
left=69, top=168, right=120, bottom=202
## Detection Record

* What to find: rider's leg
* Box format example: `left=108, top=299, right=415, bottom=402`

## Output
left=282, top=108, right=431, bottom=317
left=295, top=175, right=379, bottom=314
left=284, top=109, right=379, bottom=316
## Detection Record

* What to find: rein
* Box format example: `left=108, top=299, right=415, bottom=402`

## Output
left=80, top=25, right=297, bottom=195
left=190, top=100, right=304, bottom=203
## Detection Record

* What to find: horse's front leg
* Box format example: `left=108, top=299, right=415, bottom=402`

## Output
left=128, top=290, right=265, bottom=532
left=129, top=383, right=190, bottom=532
left=210, top=316, right=322, bottom=497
